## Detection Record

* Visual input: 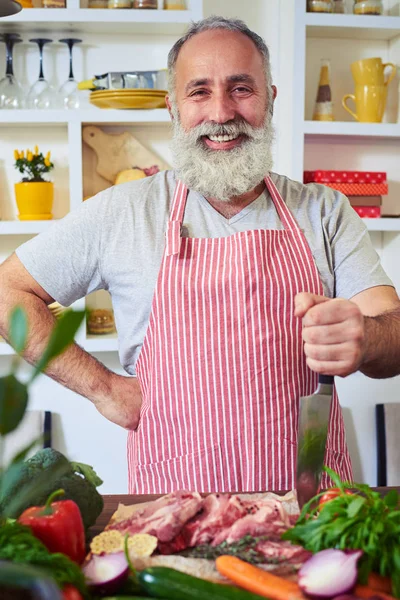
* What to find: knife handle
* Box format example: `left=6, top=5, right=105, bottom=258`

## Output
left=318, top=374, right=334, bottom=385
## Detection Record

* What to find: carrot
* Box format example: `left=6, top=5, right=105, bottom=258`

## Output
left=355, top=584, right=396, bottom=600
left=215, top=555, right=306, bottom=600
left=367, top=573, right=393, bottom=594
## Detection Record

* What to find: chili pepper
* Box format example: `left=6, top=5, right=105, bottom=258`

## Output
left=18, top=489, right=86, bottom=565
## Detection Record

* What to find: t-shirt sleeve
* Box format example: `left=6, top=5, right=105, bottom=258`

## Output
left=15, top=189, right=112, bottom=306
left=323, top=189, right=393, bottom=300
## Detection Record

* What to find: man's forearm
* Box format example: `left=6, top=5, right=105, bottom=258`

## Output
left=0, top=290, right=114, bottom=403
left=361, top=307, right=400, bottom=378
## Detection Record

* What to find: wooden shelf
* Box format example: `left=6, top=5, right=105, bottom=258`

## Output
left=0, top=109, right=171, bottom=125
left=305, top=13, right=400, bottom=41
left=0, top=7, right=198, bottom=34
left=304, top=121, right=400, bottom=139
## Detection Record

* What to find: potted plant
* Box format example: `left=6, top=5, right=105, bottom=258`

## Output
left=14, top=146, right=54, bottom=221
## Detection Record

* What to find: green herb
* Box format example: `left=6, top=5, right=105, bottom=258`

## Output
left=0, top=521, right=88, bottom=596
left=283, top=467, right=400, bottom=597
left=181, top=535, right=282, bottom=565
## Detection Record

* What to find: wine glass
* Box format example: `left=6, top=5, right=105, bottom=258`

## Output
left=58, top=38, right=82, bottom=109
left=27, top=38, right=57, bottom=109
left=0, top=33, right=25, bottom=109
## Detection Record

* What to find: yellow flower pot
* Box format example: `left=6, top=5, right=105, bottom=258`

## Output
left=14, top=181, right=54, bottom=221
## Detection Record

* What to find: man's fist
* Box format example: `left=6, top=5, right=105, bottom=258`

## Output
left=294, top=292, right=365, bottom=377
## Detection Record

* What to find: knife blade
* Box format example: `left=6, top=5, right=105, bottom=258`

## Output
left=296, top=374, right=334, bottom=510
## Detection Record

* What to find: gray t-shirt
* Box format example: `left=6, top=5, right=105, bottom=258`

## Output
left=16, top=170, right=392, bottom=375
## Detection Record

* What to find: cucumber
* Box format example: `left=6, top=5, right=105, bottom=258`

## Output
left=0, top=560, right=62, bottom=600
left=138, top=566, right=266, bottom=600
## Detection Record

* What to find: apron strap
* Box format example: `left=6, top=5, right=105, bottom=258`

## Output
left=165, top=179, right=188, bottom=256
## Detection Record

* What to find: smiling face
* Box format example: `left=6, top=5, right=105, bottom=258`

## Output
left=167, top=29, right=276, bottom=201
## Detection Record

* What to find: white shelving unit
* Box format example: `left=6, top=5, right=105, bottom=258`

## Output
left=292, top=1, right=400, bottom=233
left=0, top=1, right=202, bottom=357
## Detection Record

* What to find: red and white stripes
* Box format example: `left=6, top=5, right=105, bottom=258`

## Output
left=128, top=177, right=353, bottom=494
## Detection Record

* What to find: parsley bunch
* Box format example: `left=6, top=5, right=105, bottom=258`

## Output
left=282, top=467, right=400, bottom=597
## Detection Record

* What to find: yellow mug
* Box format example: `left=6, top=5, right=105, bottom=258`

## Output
left=351, top=57, right=396, bottom=86
left=342, top=84, right=387, bottom=122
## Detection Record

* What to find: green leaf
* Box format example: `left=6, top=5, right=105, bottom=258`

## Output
left=384, top=489, right=399, bottom=508
left=30, top=310, right=85, bottom=382
left=9, top=306, right=28, bottom=354
left=347, top=496, right=366, bottom=519
left=322, top=465, right=345, bottom=490
left=70, top=461, right=103, bottom=487
left=9, top=436, right=43, bottom=465
left=0, top=375, right=28, bottom=435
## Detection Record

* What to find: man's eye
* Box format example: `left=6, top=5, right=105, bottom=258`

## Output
left=233, top=86, right=252, bottom=93
left=190, top=90, right=207, bottom=97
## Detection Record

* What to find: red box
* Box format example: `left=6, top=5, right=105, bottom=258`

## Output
left=352, top=206, right=381, bottom=218
left=324, top=182, right=388, bottom=195
left=304, top=170, right=387, bottom=184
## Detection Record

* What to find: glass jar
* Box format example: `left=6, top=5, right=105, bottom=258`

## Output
left=333, top=0, right=345, bottom=12
left=307, top=0, right=334, bottom=12
left=108, top=0, right=131, bottom=7
left=89, top=0, right=108, bottom=7
left=353, top=0, right=383, bottom=15
left=133, top=0, right=157, bottom=7
left=164, top=0, right=185, bottom=8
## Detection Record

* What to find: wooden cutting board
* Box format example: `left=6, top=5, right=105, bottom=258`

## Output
left=82, top=125, right=170, bottom=184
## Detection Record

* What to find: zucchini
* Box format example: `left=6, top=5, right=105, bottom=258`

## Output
left=138, top=566, right=266, bottom=600
left=0, top=560, right=62, bottom=600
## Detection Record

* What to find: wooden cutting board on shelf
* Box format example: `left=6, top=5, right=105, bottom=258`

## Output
left=82, top=125, right=170, bottom=184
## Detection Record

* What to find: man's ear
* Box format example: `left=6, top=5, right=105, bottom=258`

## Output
left=272, top=85, right=278, bottom=101
left=165, top=95, right=174, bottom=120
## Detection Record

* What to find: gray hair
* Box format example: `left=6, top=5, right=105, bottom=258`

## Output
left=167, top=15, right=273, bottom=103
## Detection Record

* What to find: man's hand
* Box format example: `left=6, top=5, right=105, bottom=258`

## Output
left=294, top=292, right=365, bottom=377
left=94, top=374, right=143, bottom=430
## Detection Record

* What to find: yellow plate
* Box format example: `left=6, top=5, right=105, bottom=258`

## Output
left=90, top=95, right=167, bottom=109
left=91, top=89, right=167, bottom=96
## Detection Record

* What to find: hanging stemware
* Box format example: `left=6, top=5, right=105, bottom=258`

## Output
left=27, top=38, right=57, bottom=109
left=58, top=38, right=82, bottom=109
left=0, top=33, right=25, bottom=109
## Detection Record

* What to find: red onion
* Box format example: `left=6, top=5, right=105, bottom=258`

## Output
left=83, top=551, right=129, bottom=596
left=298, top=549, right=363, bottom=598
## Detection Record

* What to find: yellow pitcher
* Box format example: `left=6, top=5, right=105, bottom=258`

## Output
left=342, top=57, right=396, bottom=122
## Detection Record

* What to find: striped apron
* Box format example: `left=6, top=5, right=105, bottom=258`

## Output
left=128, top=176, right=353, bottom=494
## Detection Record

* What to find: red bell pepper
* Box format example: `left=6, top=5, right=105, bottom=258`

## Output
left=18, top=489, right=86, bottom=564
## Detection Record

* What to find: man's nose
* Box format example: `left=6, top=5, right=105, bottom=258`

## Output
left=208, top=92, right=236, bottom=124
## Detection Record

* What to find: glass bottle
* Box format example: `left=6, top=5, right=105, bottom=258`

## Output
left=132, top=0, right=157, bottom=7
left=353, top=0, right=383, bottom=15
left=164, top=0, right=185, bottom=8
left=313, top=59, right=334, bottom=121
left=307, top=0, right=334, bottom=13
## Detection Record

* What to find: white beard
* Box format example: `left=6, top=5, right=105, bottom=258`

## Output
left=169, top=111, right=275, bottom=201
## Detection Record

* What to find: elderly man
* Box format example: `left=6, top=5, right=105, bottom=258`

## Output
left=0, top=16, right=399, bottom=494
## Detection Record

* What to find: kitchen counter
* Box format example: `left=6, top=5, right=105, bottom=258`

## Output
left=92, top=488, right=399, bottom=536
